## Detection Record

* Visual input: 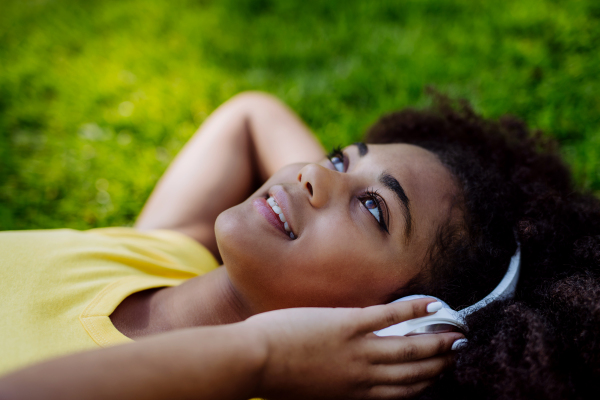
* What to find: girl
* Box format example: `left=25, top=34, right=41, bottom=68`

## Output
left=2, top=91, right=599, bottom=399
left=0, top=91, right=465, bottom=399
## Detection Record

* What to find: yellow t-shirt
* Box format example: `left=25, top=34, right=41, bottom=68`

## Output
left=0, top=227, right=219, bottom=376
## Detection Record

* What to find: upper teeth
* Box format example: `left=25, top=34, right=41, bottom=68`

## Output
left=267, top=196, right=295, bottom=239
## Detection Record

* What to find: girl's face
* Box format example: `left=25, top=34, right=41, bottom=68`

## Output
left=215, top=143, right=460, bottom=312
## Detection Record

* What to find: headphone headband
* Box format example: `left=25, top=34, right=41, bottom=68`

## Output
left=375, top=243, right=521, bottom=337
left=458, top=244, right=521, bottom=318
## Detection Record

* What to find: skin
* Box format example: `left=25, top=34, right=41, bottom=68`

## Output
left=116, top=92, right=460, bottom=336
left=217, top=143, right=460, bottom=312
left=0, top=299, right=464, bottom=400
left=0, top=92, right=465, bottom=400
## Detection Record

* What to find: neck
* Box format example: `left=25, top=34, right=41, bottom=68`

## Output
left=161, top=266, right=254, bottom=327
left=111, top=266, right=254, bottom=339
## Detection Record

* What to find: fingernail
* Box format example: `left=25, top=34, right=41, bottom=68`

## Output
left=451, top=338, right=468, bottom=351
left=426, top=301, right=443, bottom=313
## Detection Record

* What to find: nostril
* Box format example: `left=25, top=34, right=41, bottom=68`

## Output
left=306, top=182, right=313, bottom=196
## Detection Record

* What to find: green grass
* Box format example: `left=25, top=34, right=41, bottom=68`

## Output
left=1, top=0, right=599, bottom=230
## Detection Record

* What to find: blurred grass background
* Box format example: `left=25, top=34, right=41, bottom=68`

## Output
left=1, top=0, right=599, bottom=230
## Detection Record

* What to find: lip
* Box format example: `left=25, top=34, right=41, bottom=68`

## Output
left=252, top=198, right=291, bottom=238
left=269, top=187, right=296, bottom=236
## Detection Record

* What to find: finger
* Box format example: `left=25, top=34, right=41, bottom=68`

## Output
left=357, top=298, right=441, bottom=333
left=366, top=332, right=464, bottom=363
left=368, top=354, right=454, bottom=386
left=365, top=379, right=435, bottom=399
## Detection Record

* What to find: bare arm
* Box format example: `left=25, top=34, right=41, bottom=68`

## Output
left=0, top=326, right=263, bottom=400
left=136, top=92, right=325, bottom=260
left=0, top=299, right=462, bottom=400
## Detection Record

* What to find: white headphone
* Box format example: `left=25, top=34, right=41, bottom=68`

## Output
left=375, top=244, right=521, bottom=337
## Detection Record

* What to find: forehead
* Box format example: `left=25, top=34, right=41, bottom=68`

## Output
left=361, top=143, right=460, bottom=245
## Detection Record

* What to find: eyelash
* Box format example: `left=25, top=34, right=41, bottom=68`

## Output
left=326, top=146, right=345, bottom=172
left=359, top=189, right=390, bottom=234
left=326, top=146, right=390, bottom=234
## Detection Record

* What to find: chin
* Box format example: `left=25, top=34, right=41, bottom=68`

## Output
left=216, top=210, right=297, bottom=311
left=216, top=207, right=267, bottom=282
left=215, top=207, right=248, bottom=264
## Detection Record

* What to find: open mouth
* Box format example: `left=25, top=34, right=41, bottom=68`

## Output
left=264, top=195, right=296, bottom=239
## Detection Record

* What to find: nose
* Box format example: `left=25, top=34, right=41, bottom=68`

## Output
left=297, top=163, right=338, bottom=208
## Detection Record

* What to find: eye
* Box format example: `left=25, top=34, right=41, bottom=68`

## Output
left=326, top=147, right=390, bottom=234
left=327, top=146, right=346, bottom=172
left=359, top=190, right=390, bottom=234
left=363, top=198, right=380, bottom=222
left=331, top=156, right=344, bottom=172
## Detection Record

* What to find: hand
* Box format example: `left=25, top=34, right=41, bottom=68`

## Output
left=245, top=298, right=464, bottom=400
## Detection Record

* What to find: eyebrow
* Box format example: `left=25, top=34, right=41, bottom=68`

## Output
left=352, top=142, right=369, bottom=157
left=352, top=142, right=413, bottom=238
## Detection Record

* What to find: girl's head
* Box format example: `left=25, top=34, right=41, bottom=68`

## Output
left=219, top=92, right=600, bottom=398
left=215, top=92, right=574, bottom=313
left=215, top=141, right=462, bottom=311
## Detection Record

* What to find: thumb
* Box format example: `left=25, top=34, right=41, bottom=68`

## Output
left=356, top=298, right=441, bottom=333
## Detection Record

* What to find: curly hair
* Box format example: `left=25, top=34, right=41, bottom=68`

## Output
left=364, top=92, right=600, bottom=399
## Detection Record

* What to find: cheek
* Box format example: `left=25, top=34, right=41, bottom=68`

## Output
left=278, top=224, right=403, bottom=307
left=216, top=205, right=410, bottom=310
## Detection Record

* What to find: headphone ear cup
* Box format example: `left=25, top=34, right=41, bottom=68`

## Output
left=389, top=294, right=430, bottom=302
left=376, top=296, right=462, bottom=337
left=390, top=294, right=453, bottom=309
left=380, top=244, right=521, bottom=337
